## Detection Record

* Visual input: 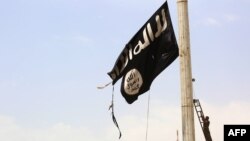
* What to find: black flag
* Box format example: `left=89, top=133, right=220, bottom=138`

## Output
left=108, top=1, right=179, bottom=104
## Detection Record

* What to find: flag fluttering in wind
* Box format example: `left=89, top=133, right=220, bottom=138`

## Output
left=108, top=1, right=178, bottom=104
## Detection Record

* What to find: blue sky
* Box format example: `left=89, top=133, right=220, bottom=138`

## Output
left=0, top=0, right=250, bottom=141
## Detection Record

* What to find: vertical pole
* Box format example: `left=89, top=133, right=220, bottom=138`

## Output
left=177, top=130, right=179, bottom=141
left=176, top=0, right=195, bottom=141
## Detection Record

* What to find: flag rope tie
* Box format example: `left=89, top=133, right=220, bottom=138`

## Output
left=97, top=81, right=112, bottom=89
left=109, top=86, right=122, bottom=139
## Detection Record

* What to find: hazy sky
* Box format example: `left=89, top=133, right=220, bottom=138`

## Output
left=0, top=0, right=250, bottom=141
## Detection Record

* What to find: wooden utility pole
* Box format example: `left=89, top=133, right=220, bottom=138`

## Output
left=177, top=0, right=196, bottom=141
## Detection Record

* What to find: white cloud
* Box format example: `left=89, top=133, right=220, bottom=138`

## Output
left=198, top=14, right=240, bottom=27
left=1, top=101, right=250, bottom=141
left=201, top=17, right=222, bottom=27
left=224, top=14, right=239, bottom=22
left=71, top=35, right=93, bottom=44
left=0, top=116, right=96, bottom=141
left=51, top=34, right=93, bottom=45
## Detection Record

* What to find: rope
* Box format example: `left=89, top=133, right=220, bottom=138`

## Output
left=145, top=91, right=151, bottom=141
left=109, top=86, right=122, bottom=139
left=97, top=81, right=112, bottom=89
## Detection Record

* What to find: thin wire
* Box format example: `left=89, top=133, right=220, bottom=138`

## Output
left=145, top=91, right=151, bottom=141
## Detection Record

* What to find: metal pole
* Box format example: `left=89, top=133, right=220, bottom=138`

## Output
left=176, top=0, right=195, bottom=141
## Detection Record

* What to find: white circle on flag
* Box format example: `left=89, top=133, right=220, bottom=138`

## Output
left=124, top=68, right=143, bottom=95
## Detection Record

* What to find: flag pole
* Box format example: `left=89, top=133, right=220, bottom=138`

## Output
left=176, top=0, right=196, bottom=141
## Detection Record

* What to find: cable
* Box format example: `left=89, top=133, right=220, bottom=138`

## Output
left=145, top=91, right=151, bottom=141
